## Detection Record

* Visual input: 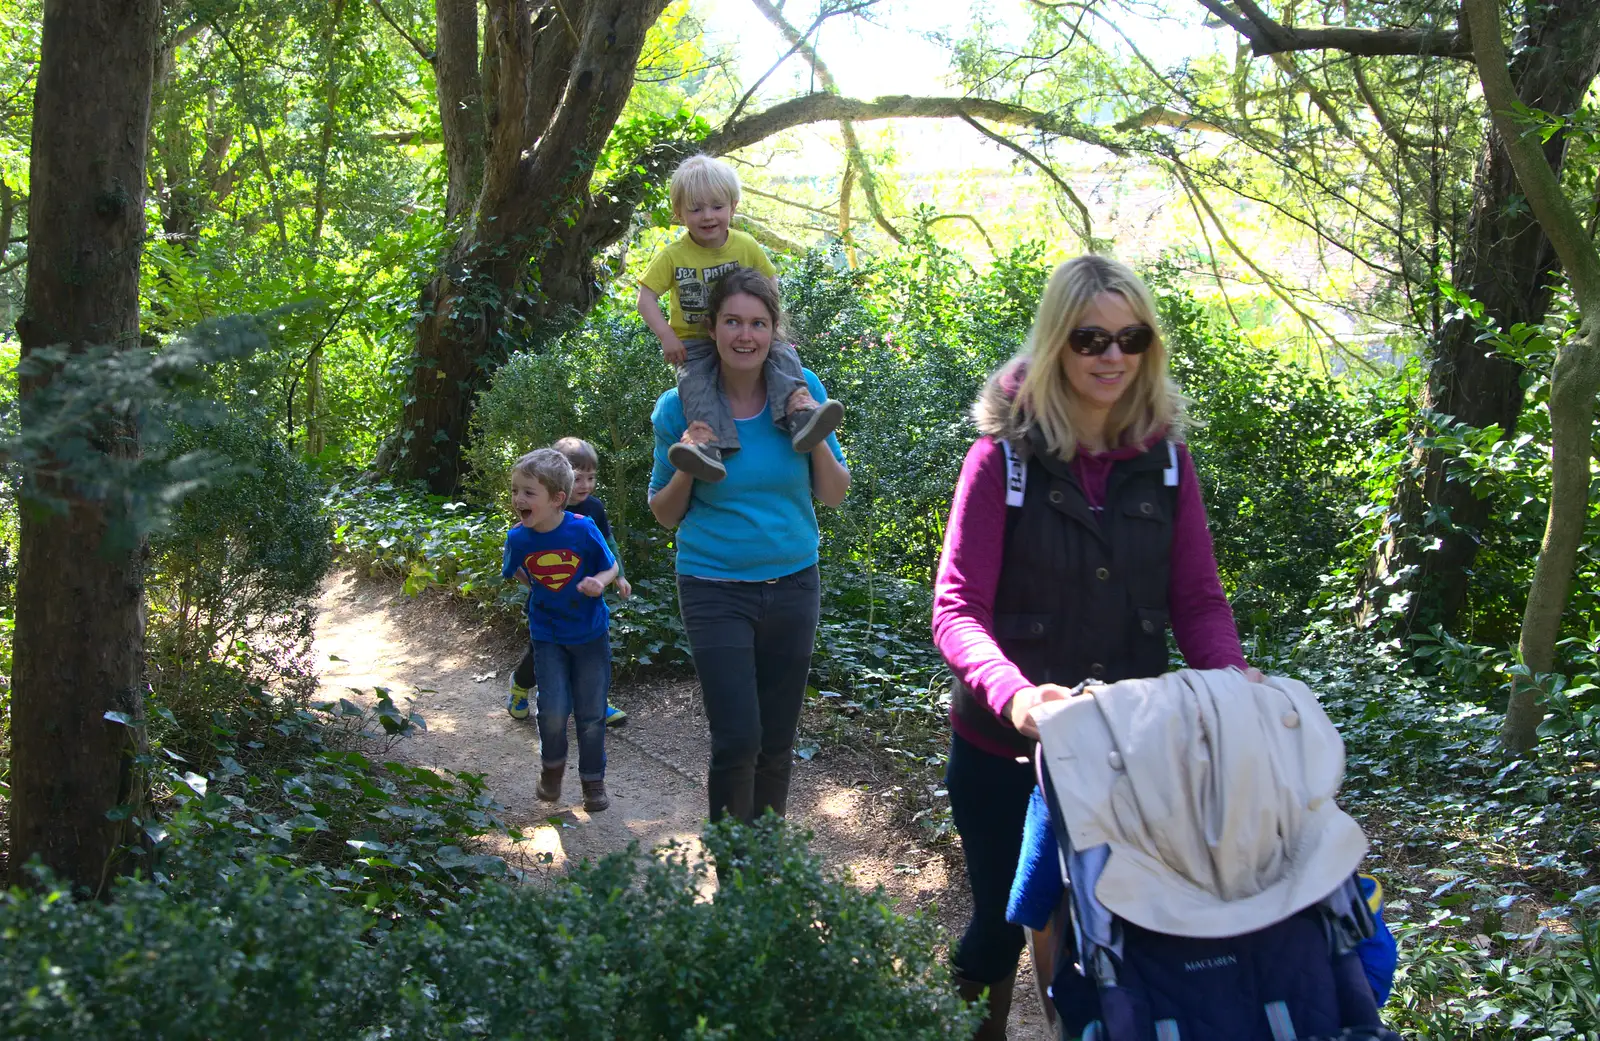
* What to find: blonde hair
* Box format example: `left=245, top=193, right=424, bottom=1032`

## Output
left=552, top=436, right=599, bottom=473
left=510, top=448, right=573, bottom=502
left=669, top=154, right=741, bottom=215
left=1010, top=255, right=1183, bottom=460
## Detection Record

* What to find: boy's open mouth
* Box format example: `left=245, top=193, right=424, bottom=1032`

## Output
left=518, top=507, right=533, bottom=521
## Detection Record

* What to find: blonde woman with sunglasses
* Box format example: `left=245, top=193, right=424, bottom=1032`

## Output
left=931, top=255, right=1259, bottom=1037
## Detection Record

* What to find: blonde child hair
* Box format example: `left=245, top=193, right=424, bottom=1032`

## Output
left=669, top=154, right=741, bottom=214
left=1011, top=255, right=1185, bottom=460
left=511, top=448, right=574, bottom=501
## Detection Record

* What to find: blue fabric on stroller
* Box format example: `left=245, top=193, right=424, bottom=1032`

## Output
left=1011, top=761, right=1401, bottom=1041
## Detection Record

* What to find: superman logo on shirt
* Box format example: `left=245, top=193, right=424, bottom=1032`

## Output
left=523, top=549, right=580, bottom=592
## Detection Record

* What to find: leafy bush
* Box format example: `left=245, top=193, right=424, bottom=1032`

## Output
left=326, top=478, right=513, bottom=602
left=0, top=859, right=393, bottom=1040
left=421, top=817, right=981, bottom=1040
left=464, top=309, right=668, bottom=577
left=1148, top=260, right=1369, bottom=635
left=134, top=690, right=520, bottom=919
left=0, top=818, right=982, bottom=1040
left=1336, top=288, right=1600, bottom=659
left=146, top=416, right=333, bottom=722
left=789, top=241, right=1043, bottom=582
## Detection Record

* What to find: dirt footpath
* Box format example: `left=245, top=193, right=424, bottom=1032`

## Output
left=314, top=568, right=1049, bottom=1037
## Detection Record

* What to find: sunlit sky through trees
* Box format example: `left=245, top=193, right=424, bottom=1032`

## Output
left=684, top=1, right=1392, bottom=358
left=696, top=0, right=1223, bottom=173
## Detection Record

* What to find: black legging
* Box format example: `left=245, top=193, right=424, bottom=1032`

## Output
left=945, top=730, right=1038, bottom=984
left=514, top=646, right=537, bottom=689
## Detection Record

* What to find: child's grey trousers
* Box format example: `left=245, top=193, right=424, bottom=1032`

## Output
left=676, top=338, right=807, bottom=452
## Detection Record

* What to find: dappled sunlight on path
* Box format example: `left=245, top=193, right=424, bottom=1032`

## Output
left=314, top=568, right=1050, bottom=1036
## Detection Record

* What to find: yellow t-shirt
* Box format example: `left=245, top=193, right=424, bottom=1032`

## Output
left=639, top=229, right=777, bottom=340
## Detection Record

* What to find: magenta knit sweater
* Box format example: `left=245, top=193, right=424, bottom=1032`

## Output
left=932, top=435, right=1248, bottom=757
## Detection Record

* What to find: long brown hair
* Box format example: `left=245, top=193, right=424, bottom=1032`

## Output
left=703, top=266, right=785, bottom=341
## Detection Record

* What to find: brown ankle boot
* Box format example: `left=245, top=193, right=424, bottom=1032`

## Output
left=536, top=764, right=564, bottom=802
left=581, top=779, right=610, bottom=812
left=954, top=972, right=1014, bottom=1040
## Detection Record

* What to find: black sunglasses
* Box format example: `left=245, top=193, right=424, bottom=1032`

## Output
left=1068, top=324, right=1155, bottom=356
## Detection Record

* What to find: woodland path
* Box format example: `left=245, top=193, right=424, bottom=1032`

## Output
left=314, top=567, right=1049, bottom=1036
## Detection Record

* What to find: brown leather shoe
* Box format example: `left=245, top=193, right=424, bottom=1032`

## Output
left=536, top=764, right=564, bottom=802
left=582, top=779, right=610, bottom=812
left=953, top=971, right=1014, bottom=1040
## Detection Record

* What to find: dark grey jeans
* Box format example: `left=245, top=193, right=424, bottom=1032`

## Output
left=677, top=565, right=820, bottom=822
left=676, top=337, right=808, bottom=453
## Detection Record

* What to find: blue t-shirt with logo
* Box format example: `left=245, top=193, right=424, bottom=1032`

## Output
left=500, top=513, right=615, bottom=644
left=649, top=368, right=845, bottom=581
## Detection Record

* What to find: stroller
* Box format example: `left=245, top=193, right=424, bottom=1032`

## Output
left=1019, top=669, right=1401, bottom=1041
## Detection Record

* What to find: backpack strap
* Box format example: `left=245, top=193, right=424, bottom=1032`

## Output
left=1002, top=438, right=1027, bottom=506
left=1002, top=437, right=1180, bottom=508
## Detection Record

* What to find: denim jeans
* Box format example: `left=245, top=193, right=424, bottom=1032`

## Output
left=531, top=634, right=610, bottom=781
left=677, top=565, right=820, bottom=822
left=946, top=730, right=1038, bottom=984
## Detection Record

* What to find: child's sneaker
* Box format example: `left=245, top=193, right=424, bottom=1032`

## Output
left=667, top=440, right=727, bottom=483
left=506, top=682, right=530, bottom=720
left=605, top=704, right=628, bottom=727
left=536, top=764, right=564, bottom=802
left=789, top=399, right=844, bottom=453
left=582, top=779, right=610, bottom=812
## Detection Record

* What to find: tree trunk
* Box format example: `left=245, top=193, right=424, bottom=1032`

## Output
left=393, top=0, right=671, bottom=493
left=436, top=0, right=484, bottom=225
left=1461, top=0, right=1600, bottom=754
left=1364, top=0, right=1600, bottom=632
left=8, top=0, right=161, bottom=893
left=1503, top=317, right=1600, bottom=751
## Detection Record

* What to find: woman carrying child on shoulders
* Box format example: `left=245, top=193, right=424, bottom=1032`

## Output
left=648, top=266, right=850, bottom=824
left=638, top=154, right=843, bottom=483
left=931, top=254, right=1258, bottom=1038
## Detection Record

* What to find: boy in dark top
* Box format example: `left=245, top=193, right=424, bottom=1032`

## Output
left=554, top=437, right=630, bottom=724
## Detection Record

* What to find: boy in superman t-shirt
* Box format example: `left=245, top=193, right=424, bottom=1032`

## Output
left=501, top=448, right=617, bottom=813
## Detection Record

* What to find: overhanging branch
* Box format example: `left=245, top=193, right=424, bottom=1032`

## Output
left=369, top=0, right=434, bottom=63
left=958, top=114, right=1092, bottom=246
left=923, top=212, right=997, bottom=254
left=1171, top=158, right=1377, bottom=374
left=749, top=0, right=905, bottom=244
left=1194, top=0, right=1472, bottom=60
left=707, top=93, right=1127, bottom=159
